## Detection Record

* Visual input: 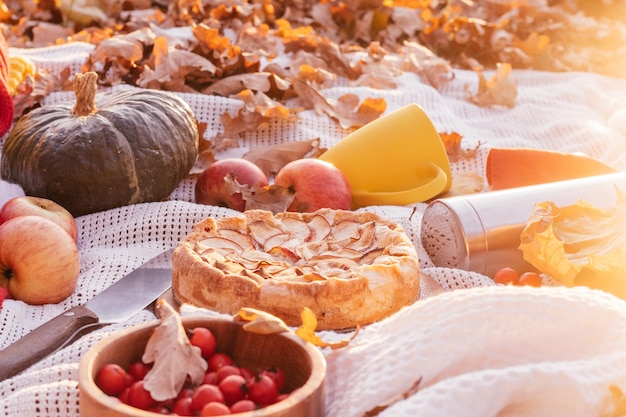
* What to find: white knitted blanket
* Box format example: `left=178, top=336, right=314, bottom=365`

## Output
left=1, top=38, right=626, bottom=417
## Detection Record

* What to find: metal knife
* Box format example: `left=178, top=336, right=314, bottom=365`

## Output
left=0, top=248, right=174, bottom=381
left=419, top=272, right=445, bottom=299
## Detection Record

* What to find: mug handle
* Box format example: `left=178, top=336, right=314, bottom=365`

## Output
left=351, top=162, right=448, bottom=208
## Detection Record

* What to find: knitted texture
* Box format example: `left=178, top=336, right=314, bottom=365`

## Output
left=0, top=31, right=12, bottom=137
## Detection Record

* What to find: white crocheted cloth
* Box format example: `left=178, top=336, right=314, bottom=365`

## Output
left=1, top=37, right=626, bottom=417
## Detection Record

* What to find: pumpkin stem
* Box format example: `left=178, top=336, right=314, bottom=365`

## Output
left=72, top=72, right=98, bottom=116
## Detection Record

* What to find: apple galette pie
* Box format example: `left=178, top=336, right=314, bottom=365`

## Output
left=171, top=208, right=420, bottom=330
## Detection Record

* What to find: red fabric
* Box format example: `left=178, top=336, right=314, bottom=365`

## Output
left=0, top=31, right=13, bottom=137
left=0, top=287, right=9, bottom=309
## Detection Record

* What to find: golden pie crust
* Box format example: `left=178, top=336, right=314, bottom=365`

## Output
left=171, top=208, right=420, bottom=330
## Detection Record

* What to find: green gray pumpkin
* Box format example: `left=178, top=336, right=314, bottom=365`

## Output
left=1, top=72, right=199, bottom=216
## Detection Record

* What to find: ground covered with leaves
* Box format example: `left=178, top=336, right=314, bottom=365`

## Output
left=2, top=0, right=625, bottom=152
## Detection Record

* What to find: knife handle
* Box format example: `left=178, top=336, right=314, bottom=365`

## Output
left=0, top=304, right=99, bottom=381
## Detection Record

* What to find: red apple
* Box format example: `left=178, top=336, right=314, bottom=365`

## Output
left=195, top=158, right=269, bottom=211
left=274, top=158, right=352, bottom=212
left=0, top=196, right=78, bottom=242
left=0, top=215, right=81, bottom=305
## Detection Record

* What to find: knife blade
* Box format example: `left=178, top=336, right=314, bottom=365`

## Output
left=419, top=272, right=445, bottom=299
left=0, top=248, right=174, bottom=381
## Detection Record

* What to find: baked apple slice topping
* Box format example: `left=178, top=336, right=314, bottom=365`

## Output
left=193, top=210, right=406, bottom=282
left=333, top=220, right=361, bottom=242
left=307, top=214, right=332, bottom=242
left=279, top=216, right=312, bottom=241
left=216, top=228, right=255, bottom=249
left=262, top=232, right=291, bottom=252
left=196, top=236, right=244, bottom=254
left=247, top=220, right=284, bottom=246
left=345, top=221, right=376, bottom=252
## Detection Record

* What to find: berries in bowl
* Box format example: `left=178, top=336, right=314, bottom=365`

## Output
left=78, top=302, right=326, bottom=416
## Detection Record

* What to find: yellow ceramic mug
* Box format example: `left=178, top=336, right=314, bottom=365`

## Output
left=319, top=103, right=452, bottom=208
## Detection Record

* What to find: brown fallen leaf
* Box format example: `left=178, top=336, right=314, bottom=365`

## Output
left=234, top=307, right=292, bottom=334
left=142, top=300, right=207, bottom=402
left=401, top=41, right=454, bottom=90
left=439, top=131, right=481, bottom=162
left=202, top=72, right=290, bottom=97
left=237, top=182, right=295, bottom=214
left=243, top=138, right=322, bottom=178
left=12, top=67, right=72, bottom=120
left=235, top=306, right=357, bottom=349
left=292, top=79, right=386, bottom=129
left=466, top=62, right=518, bottom=108
left=139, top=35, right=217, bottom=92
left=210, top=89, right=300, bottom=150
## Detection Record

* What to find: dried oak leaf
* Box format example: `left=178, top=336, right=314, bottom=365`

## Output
left=12, top=67, right=71, bottom=119
left=191, top=122, right=214, bottom=174
left=91, top=33, right=146, bottom=64
left=237, top=24, right=280, bottom=60
left=276, top=18, right=362, bottom=80
left=466, top=62, right=518, bottom=108
left=31, top=22, right=74, bottom=47
left=210, top=89, right=299, bottom=150
left=234, top=307, right=292, bottom=334
left=139, top=35, right=217, bottom=92
left=59, top=0, right=107, bottom=25
left=292, top=79, right=386, bottom=129
left=192, top=23, right=259, bottom=80
left=86, top=28, right=156, bottom=85
left=353, top=44, right=402, bottom=90
left=289, top=50, right=338, bottom=83
left=401, top=41, right=454, bottom=90
left=202, top=72, right=291, bottom=100
left=238, top=182, right=295, bottom=214
left=243, top=138, right=322, bottom=178
left=295, top=64, right=336, bottom=89
left=234, top=307, right=357, bottom=349
left=439, top=131, right=481, bottom=162
left=142, top=300, right=207, bottom=402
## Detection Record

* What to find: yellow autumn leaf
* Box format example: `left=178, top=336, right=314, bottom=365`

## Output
left=467, top=62, right=517, bottom=108
left=295, top=307, right=358, bottom=350
left=0, top=1, right=9, bottom=21
left=519, top=188, right=626, bottom=298
left=236, top=307, right=357, bottom=349
left=514, top=32, right=550, bottom=57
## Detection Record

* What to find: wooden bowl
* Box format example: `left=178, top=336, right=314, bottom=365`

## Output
left=79, top=315, right=326, bottom=417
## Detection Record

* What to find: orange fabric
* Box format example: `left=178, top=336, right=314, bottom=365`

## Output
left=0, top=31, right=12, bottom=136
left=486, top=147, right=619, bottom=190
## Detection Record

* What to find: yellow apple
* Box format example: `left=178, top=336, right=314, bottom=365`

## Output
left=0, top=196, right=79, bottom=242
left=0, top=215, right=80, bottom=305
left=274, top=159, right=352, bottom=212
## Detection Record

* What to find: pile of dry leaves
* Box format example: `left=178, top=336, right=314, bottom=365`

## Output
left=1, top=0, right=625, bottom=155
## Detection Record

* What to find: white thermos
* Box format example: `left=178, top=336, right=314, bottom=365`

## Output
left=420, top=172, right=626, bottom=278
